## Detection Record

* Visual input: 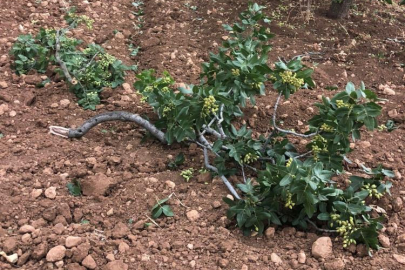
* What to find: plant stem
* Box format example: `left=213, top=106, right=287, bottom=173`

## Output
left=272, top=92, right=317, bottom=138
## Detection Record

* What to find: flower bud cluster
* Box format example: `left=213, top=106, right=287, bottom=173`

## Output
left=286, top=157, right=293, bottom=168
left=202, top=96, right=219, bottom=117
left=284, top=191, right=295, bottom=209
left=331, top=215, right=357, bottom=248
left=280, top=70, right=304, bottom=89
left=336, top=99, right=351, bottom=109
left=362, top=183, right=383, bottom=199
left=320, top=123, right=334, bottom=132
left=243, top=153, right=258, bottom=164
left=231, top=68, right=240, bottom=76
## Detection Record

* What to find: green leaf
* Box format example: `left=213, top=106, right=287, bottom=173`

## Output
left=162, top=205, right=174, bottom=217
left=317, top=213, right=330, bottom=221
left=279, top=175, right=292, bottom=186
left=152, top=207, right=163, bottom=219
left=66, top=180, right=82, bottom=196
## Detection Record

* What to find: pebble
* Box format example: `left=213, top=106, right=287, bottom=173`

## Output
left=60, top=99, right=70, bottom=108
left=46, top=245, right=66, bottom=262
left=265, top=227, right=275, bottom=238
left=9, top=111, right=16, bottom=117
left=394, top=254, right=405, bottom=264
left=378, top=234, right=390, bottom=248
left=312, top=237, right=332, bottom=259
left=82, top=255, right=97, bottom=269
left=324, top=258, right=345, bottom=270
left=44, top=187, right=57, bottom=199
left=107, top=208, right=114, bottom=216
left=105, top=260, right=129, bottom=270
left=211, top=201, right=221, bottom=209
left=186, top=210, right=200, bottom=221
left=359, top=141, right=371, bottom=148
left=106, top=253, right=115, bottom=262
left=270, top=253, right=283, bottom=264
left=118, top=242, right=130, bottom=253
left=111, top=222, right=130, bottom=239
left=50, top=103, right=59, bottom=108
left=298, top=251, right=306, bottom=264
left=0, top=81, right=8, bottom=89
left=65, top=236, right=82, bottom=248
left=218, top=258, right=229, bottom=267
left=19, top=225, right=35, bottom=234
left=31, top=189, right=43, bottom=199
left=397, top=233, right=405, bottom=243
left=122, top=83, right=131, bottom=92
left=393, top=197, right=403, bottom=212
left=165, top=180, right=175, bottom=189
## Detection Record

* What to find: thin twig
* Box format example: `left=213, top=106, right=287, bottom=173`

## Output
left=295, top=151, right=312, bottom=159
left=55, top=30, right=74, bottom=84
left=241, top=164, right=247, bottom=183
left=168, top=192, right=188, bottom=208
left=203, top=147, right=241, bottom=200
left=272, top=92, right=317, bottom=138
left=306, top=218, right=337, bottom=233
left=144, top=214, right=162, bottom=228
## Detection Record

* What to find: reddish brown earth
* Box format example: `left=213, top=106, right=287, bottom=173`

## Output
left=0, top=0, right=405, bottom=269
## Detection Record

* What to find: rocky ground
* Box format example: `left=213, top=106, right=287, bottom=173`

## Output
left=0, top=0, right=405, bottom=269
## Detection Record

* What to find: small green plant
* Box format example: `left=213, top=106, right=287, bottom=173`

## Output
left=9, top=8, right=134, bottom=109
left=54, top=3, right=394, bottom=255
left=168, top=153, right=185, bottom=170
left=180, top=168, right=194, bottom=182
left=151, top=197, right=174, bottom=219
left=0, top=133, right=3, bottom=139
left=66, top=179, right=82, bottom=196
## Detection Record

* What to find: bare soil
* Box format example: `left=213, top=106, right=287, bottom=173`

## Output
left=0, top=0, right=405, bottom=269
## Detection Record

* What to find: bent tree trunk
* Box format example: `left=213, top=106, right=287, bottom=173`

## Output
left=327, top=0, right=354, bottom=19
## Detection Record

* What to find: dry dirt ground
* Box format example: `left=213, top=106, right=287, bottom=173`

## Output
left=1, top=0, right=405, bottom=269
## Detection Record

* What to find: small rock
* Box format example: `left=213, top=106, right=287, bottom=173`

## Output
left=312, top=237, right=333, bottom=259
left=0, top=81, right=8, bottom=89
left=186, top=210, right=200, bottom=222
left=55, top=261, right=64, bottom=268
left=282, top=227, right=296, bottom=236
left=378, top=234, right=390, bottom=248
left=165, top=180, right=175, bottom=189
left=122, top=83, right=131, bottom=92
left=324, top=258, right=345, bottom=270
left=31, top=242, right=48, bottom=260
left=106, top=254, right=115, bottom=262
left=298, top=251, right=306, bottom=264
left=44, top=187, right=57, bottom=199
left=105, top=260, right=129, bottom=270
left=397, top=233, right=405, bottom=243
left=2, top=238, right=17, bottom=253
left=388, top=109, right=398, bottom=118
left=241, top=264, right=248, bottom=270
left=270, top=253, right=283, bottom=264
left=46, top=245, right=66, bottom=262
left=218, top=259, right=229, bottom=267
left=394, top=254, right=405, bottom=264
left=118, top=242, right=130, bottom=253
left=211, top=201, right=221, bottom=209
left=60, top=99, right=70, bottom=108
left=112, top=222, right=130, bottom=239
left=359, top=141, right=371, bottom=148
left=82, top=255, right=97, bottom=269
left=65, top=236, right=82, bottom=248
left=50, top=103, right=59, bottom=108
left=19, top=225, right=35, bottom=234
left=53, top=223, right=65, bottom=235
left=393, top=197, right=403, bottom=212
left=265, top=227, right=275, bottom=238
left=382, top=86, right=396, bottom=96
left=31, top=189, right=43, bottom=199
left=356, top=244, right=368, bottom=257
left=197, top=172, right=212, bottom=183
left=9, top=110, right=16, bottom=117
left=106, top=208, right=114, bottom=216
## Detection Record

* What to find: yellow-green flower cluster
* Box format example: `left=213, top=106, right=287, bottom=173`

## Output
left=313, top=134, right=327, bottom=144
left=231, top=68, right=240, bottom=76
left=332, top=216, right=357, bottom=248
left=202, top=95, right=219, bottom=117
left=161, top=86, right=170, bottom=93
left=336, top=99, right=351, bottom=109
left=71, top=14, right=94, bottom=29
left=243, top=153, right=258, bottom=164
left=99, top=53, right=116, bottom=69
left=286, top=157, right=293, bottom=168
left=162, top=103, right=175, bottom=117
left=280, top=70, right=304, bottom=89
left=144, top=86, right=153, bottom=92
left=362, top=183, right=383, bottom=199
left=320, top=123, right=334, bottom=132
left=284, top=191, right=295, bottom=209
left=180, top=168, right=194, bottom=182
left=162, top=76, right=172, bottom=84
